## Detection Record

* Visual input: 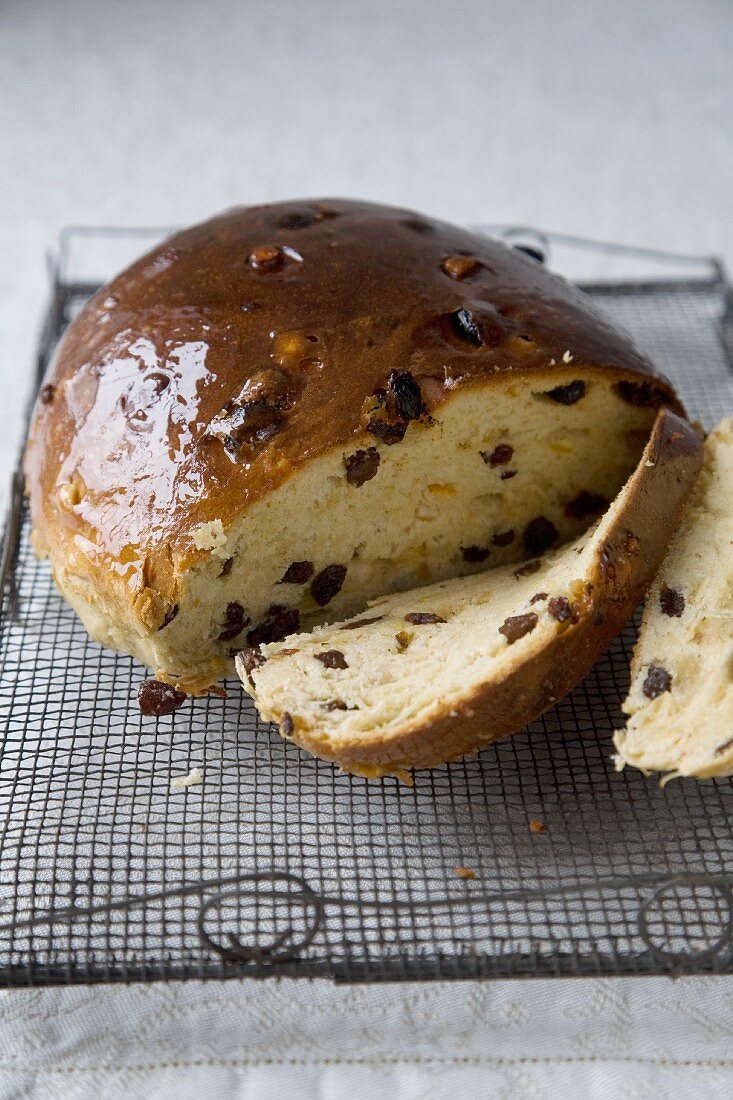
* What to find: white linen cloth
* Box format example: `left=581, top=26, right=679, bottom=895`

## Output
left=2, top=977, right=733, bottom=1099
left=2, top=1, right=733, bottom=1096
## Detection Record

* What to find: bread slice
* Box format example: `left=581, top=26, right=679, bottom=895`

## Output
left=614, top=416, right=733, bottom=779
left=237, top=409, right=701, bottom=776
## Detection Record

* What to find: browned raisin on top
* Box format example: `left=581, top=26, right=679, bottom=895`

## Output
left=523, top=516, right=558, bottom=555
left=138, top=678, right=187, bottom=717
left=546, top=380, right=586, bottom=405
left=449, top=307, right=483, bottom=347
left=388, top=371, right=423, bottom=421
left=344, top=447, right=381, bottom=487
left=280, top=712, right=294, bottom=736
left=280, top=560, right=314, bottom=584
left=530, top=592, right=548, bottom=604
left=564, top=490, right=608, bottom=520
left=642, top=664, right=673, bottom=699
left=441, top=255, right=478, bottom=280
left=208, top=399, right=283, bottom=453
left=229, top=400, right=283, bottom=444
left=311, top=564, right=347, bottom=606
left=247, top=244, right=284, bottom=271
left=404, top=612, right=447, bottom=625
left=39, top=383, right=56, bottom=405
left=314, top=649, right=349, bottom=670
left=547, top=596, right=572, bottom=622
left=660, top=585, right=685, bottom=617
left=492, top=529, right=515, bottom=547
left=481, top=443, right=514, bottom=467
left=218, top=602, right=249, bottom=641
left=499, top=613, right=538, bottom=644
left=461, top=545, right=489, bottom=563
left=219, top=556, right=234, bottom=577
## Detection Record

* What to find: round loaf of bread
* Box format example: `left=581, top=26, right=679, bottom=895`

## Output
left=25, top=200, right=682, bottom=691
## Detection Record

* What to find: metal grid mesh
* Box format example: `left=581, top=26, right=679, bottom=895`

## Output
left=1, top=230, right=733, bottom=986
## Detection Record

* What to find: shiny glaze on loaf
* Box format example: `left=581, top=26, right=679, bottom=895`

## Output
left=25, top=200, right=677, bottom=595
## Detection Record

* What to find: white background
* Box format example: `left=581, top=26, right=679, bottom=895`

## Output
left=2, top=1, right=733, bottom=1096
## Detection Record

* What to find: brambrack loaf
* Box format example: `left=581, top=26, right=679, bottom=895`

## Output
left=25, top=200, right=684, bottom=692
left=237, top=410, right=702, bottom=776
left=614, top=416, right=733, bottom=780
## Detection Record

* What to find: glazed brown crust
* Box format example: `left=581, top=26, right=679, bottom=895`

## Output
left=284, top=409, right=703, bottom=772
left=25, top=200, right=679, bottom=618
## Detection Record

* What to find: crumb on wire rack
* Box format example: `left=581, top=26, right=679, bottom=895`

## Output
left=170, top=767, right=202, bottom=791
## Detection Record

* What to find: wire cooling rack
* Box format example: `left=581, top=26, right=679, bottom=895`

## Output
left=1, top=227, right=733, bottom=987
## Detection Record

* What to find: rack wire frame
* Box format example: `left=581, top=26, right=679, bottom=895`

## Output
left=1, top=227, right=733, bottom=987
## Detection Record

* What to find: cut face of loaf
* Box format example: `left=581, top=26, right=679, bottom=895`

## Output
left=237, top=410, right=702, bottom=776
left=614, top=417, right=733, bottom=780
left=139, top=372, right=656, bottom=689
left=36, top=370, right=663, bottom=695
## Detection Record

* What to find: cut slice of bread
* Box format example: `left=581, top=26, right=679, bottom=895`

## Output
left=614, top=416, right=733, bottom=779
left=237, top=409, right=701, bottom=776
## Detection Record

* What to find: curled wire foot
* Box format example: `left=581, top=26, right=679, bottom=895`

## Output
left=197, top=871, right=324, bottom=965
left=637, top=874, right=733, bottom=970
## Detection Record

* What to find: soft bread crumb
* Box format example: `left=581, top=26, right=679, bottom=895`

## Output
left=190, top=519, right=227, bottom=552
left=529, top=816, right=546, bottom=834
left=170, top=767, right=202, bottom=790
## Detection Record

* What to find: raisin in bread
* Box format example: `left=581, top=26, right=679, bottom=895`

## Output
left=614, top=416, right=733, bottom=779
left=25, top=200, right=683, bottom=693
left=237, top=410, right=701, bottom=776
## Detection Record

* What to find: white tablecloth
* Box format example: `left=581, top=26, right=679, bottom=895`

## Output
left=2, top=977, right=733, bottom=1099
left=2, top=0, right=733, bottom=1095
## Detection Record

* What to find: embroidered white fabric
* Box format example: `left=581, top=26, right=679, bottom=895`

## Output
left=2, top=977, right=733, bottom=1098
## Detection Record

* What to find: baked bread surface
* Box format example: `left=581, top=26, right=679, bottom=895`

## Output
left=614, top=416, right=733, bottom=779
left=238, top=410, right=702, bottom=775
left=25, top=200, right=681, bottom=689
